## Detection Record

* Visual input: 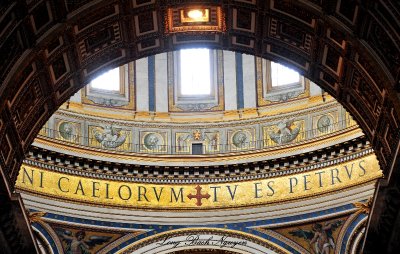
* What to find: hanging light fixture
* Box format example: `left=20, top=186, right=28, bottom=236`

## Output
left=187, top=9, right=204, bottom=20
left=181, top=8, right=209, bottom=23
left=166, top=6, right=225, bottom=33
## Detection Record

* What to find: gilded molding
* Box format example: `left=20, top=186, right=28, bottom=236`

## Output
left=24, top=146, right=373, bottom=183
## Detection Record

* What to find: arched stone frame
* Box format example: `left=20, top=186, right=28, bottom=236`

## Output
left=336, top=212, right=369, bottom=254
left=115, top=228, right=291, bottom=254
left=32, top=222, right=62, bottom=254
left=0, top=0, right=399, bottom=252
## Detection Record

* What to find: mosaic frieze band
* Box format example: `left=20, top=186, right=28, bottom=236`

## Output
left=16, top=153, right=381, bottom=210
left=40, top=101, right=357, bottom=156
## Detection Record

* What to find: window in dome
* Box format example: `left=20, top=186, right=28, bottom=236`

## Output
left=271, top=62, right=300, bottom=87
left=81, top=63, right=135, bottom=109
left=256, top=58, right=308, bottom=105
left=90, top=68, right=120, bottom=91
left=168, top=49, right=223, bottom=112
left=179, top=48, right=212, bottom=95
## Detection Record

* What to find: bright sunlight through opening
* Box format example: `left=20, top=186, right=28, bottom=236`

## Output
left=180, top=48, right=211, bottom=95
left=271, top=62, right=300, bottom=87
left=91, top=68, right=120, bottom=91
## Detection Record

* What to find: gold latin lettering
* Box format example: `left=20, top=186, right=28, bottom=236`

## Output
left=170, top=188, right=184, bottom=203
left=359, top=160, right=366, bottom=176
left=330, top=168, right=342, bottom=185
left=227, top=185, right=238, bottom=200
left=118, top=185, right=132, bottom=200
left=92, top=181, right=100, bottom=198
left=303, top=174, right=311, bottom=190
left=315, top=171, right=325, bottom=187
left=254, top=183, right=262, bottom=198
left=58, top=177, right=70, bottom=193
left=74, top=180, right=85, bottom=196
left=210, top=186, right=221, bottom=202
left=138, top=186, right=149, bottom=202
left=289, top=177, right=298, bottom=193
left=22, top=167, right=34, bottom=185
left=267, top=181, right=275, bottom=196
left=153, top=187, right=164, bottom=202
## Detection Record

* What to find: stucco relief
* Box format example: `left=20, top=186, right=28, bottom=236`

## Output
left=89, top=125, right=131, bottom=150
left=141, top=132, right=167, bottom=152
left=228, top=129, right=255, bottom=150
left=317, top=115, right=334, bottom=133
left=265, top=120, right=303, bottom=145
left=174, top=130, right=220, bottom=153
left=56, top=120, right=81, bottom=144
left=312, top=112, right=340, bottom=137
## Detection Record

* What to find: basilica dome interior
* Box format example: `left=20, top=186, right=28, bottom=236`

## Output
left=14, top=50, right=383, bottom=254
left=0, top=1, right=399, bottom=254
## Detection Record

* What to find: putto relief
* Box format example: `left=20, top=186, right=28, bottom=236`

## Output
left=266, top=119, right=302, bottom=145
left=89, top=124, right=131, bottom=150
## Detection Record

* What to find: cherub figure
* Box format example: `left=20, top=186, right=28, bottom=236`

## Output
left=289, top=220, right=343, bottom=254
left=310, top=223, right=335, bottom=254
left=59, top=230, right=90, bottom=254
left=56, top=229, right=112, bottom=254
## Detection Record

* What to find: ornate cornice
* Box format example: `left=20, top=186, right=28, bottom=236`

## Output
left=25, top=136, right=371, bottom=183
left=58, top=99, right=340, bottom=128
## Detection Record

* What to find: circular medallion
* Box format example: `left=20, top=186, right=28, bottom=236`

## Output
left=144, top=133, right=164, bottom=150
left=59, top=122, right=76, bottom=140
left=232, top=131, right=248, bottom=148
left=317, top=115, right=332, bottom=133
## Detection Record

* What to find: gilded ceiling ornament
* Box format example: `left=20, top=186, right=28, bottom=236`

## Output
left=28, top=211, right=46, bottom=223
left=354, top=198, right=373, bottom=214
left=193, top=130, right=202, bottom=140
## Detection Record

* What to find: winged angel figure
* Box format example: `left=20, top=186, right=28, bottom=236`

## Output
left=289, top=220, right=343, bottom=254
left=94, top=125, right=126, bottom=148
left=269, top=119, right=300, bottom=144
left=56, top=229, right=112, bottom=254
